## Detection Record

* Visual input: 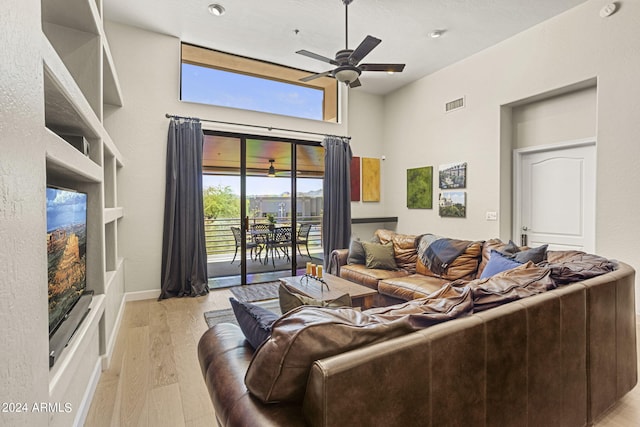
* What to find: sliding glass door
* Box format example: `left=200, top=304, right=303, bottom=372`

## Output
left=202, top=131, right=324, bottom=288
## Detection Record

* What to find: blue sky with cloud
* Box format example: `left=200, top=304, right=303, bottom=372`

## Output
left=181, top=64, right=323, bottom=120
left=46, top=188, right=87, bottom=231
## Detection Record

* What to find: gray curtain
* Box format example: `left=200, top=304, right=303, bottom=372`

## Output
left=159, top=119, right=209, bottom=299
left=322, top=136, right=352, bottom=268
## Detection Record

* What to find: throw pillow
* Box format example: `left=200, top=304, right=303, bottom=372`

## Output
left=501, top=240, right=521, bottom=256
left=362, top=241, right=397, bottom=270
left=512, top=244, right=548, bottom=264
left=480, top=250, right=523, bottom=279
left=229, top=297, right=280, bottom=349
left=278, top=283, right=352, bottom=314
left=347, top=239, right=366, bottom=265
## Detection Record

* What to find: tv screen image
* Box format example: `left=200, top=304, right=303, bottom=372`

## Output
left=46, top=187, right=87, bottom=336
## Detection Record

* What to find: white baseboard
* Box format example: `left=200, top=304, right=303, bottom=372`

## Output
left=125, top=289, right=161, bottom=302
left=73, top=358, right=102, bottom=427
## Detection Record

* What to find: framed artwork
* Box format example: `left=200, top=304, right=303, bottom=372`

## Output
left=439, top=162, right=467, bottom=189
left=362, top=157, right=380, bottom=202
left=350, top=156, right=361, bottom=202
left=439, top=191, right=466, bottom=217
left=406, top=166, right=433, bottom=209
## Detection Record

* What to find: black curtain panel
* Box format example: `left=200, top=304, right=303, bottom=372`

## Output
left=159, top=119, right=209, bottom=299
left=322, top=136, right=352, bottom=268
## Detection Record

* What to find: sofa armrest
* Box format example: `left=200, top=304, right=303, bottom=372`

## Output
left=327, top=248, right=349, bottom=276
left=197, top=324, right=306, bottom=426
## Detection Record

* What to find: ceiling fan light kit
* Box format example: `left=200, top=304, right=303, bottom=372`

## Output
left=296, top=0, right=405, bottom=88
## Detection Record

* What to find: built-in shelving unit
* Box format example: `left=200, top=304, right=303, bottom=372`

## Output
left=41, top=0, right=125, bottom=424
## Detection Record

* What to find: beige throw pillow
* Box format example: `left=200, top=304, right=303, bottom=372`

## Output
left=362, top=241, right=397, bottom=270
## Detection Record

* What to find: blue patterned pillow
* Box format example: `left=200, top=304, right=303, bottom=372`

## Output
left=229, top=298, right=279, bottom=349
left=480, top=250, right=523, bottom=279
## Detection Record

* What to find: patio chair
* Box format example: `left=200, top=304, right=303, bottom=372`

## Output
left=230, top=226, right=258, bottom=264
left=267, top=226, right=292, bottom=267
left=295, top=223, right=312, bottom=259
left=251, top=223, right=270, bottom=262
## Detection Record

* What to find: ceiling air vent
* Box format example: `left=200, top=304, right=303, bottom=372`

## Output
left=445, top=97, right=465, bottom=113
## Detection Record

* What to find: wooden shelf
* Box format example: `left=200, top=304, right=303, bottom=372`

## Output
left=104, top=207, right=124, bottom=224
left=45, top=128, right=102, bottom=183
left=103, top=43, right=123, bottom=107
left=351, top=217, right=398, bottom=224
left=42, top=35, right=102, bottom=139
left=49, top=294, right=105, bottom=395
left=41, top=0, right=100, bottom=35
left=103, top=132, right=124, bottom=166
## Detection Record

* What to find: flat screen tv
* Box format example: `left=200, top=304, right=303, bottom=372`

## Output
left=46, top=186, right=87, bottom=336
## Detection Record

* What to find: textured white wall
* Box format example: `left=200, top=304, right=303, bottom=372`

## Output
left=382, top=0, right=640, bottom=303
left=0, top=1, right=50, bottom=425
left=347, top=91, right=390, bottom=239
left=512, top=86, right=597, bottom=149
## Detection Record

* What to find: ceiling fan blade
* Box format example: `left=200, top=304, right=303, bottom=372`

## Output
left=349, top=78, right=362, bottom=88
left=296, top=50, right=339, bottom=66
left=349, top=35, right=381, bottom=65
left=359, top=63, right=406, bottom=73
left=299, top=70, right=333, bottom=82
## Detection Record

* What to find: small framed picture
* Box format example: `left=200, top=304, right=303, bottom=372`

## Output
left=439, top=191, right=466, bottom=217
left=439, top=162, right=467, bottom=189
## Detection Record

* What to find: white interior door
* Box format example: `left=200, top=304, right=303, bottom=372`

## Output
left=513, top=140, right=596, bottom=252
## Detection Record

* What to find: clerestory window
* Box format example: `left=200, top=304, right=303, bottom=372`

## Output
left=180, top=43, right=338, bottom=122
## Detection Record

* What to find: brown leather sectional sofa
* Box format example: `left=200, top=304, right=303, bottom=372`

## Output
left=198, top=230, right=637, bottom=426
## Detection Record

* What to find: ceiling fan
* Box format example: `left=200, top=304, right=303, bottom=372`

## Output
left=296, top=0, right=405, bottom=88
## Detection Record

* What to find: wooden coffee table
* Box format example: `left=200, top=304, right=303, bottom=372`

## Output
left=279, top=273, right=377, bottom=310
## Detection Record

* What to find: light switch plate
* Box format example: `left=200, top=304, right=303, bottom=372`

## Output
left=485, top=211, right=498, bottom=221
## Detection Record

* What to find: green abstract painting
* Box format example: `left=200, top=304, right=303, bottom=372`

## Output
left=407, top=166, right=433, bottom=209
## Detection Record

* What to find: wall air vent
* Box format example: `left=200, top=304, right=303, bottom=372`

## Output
left=445, top=97, right=465, bottom=113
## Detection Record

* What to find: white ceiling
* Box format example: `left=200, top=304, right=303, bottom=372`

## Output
left=104, top=0, right=588, bottom=95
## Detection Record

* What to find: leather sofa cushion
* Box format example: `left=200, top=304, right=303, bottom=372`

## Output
left=374, top=229, right=396, bottom=245
left=378, top=274, right=448, bottom=301
left=542, top=250, right=616, bottom=284
left=340, top=264, right=410, bottom=290
left=392, top=233, right=418, bottom=273
left=366, top=284, right=473, bottom=325
left=279, top=283, right=352, bottom=314
left=245, top=307, right=420, bottom=403
left=372, top=230, right=419, bottom=273
left=246, top=285, right=475, bottom=404
left=417, top=241, right=483, bottom=280
left=457, top=261, right=555, bottom=312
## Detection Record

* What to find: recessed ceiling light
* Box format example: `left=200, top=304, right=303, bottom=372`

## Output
left=429, top=30, right=444, bottom=38
left=208, top=4, right=225, bottom=16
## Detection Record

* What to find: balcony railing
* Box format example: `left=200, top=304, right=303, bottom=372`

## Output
left=204, top=216, right=323, bottom=259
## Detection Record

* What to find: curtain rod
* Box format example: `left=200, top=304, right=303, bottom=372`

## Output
left=165, top=113, right=351, bottom=140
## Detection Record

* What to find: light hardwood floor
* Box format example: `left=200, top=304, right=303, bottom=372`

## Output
left=85, top=289, right=640, bottom=426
